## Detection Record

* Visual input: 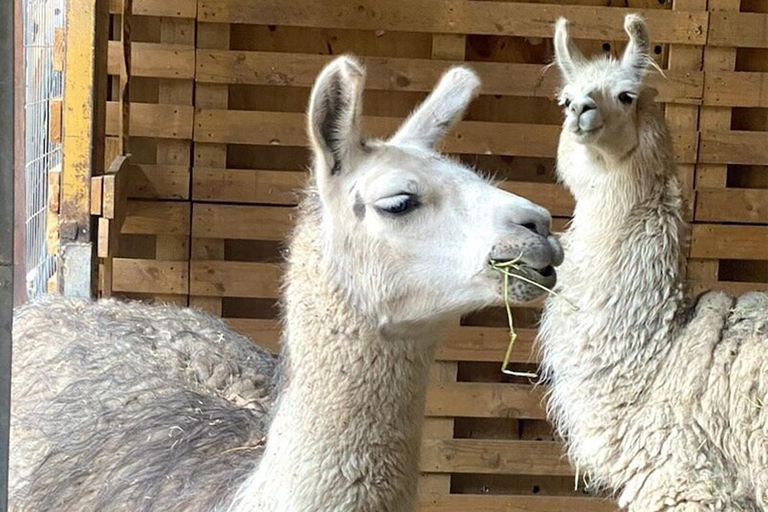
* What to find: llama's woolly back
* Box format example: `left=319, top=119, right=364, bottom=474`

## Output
left=11, top=297, right=277, bottom=512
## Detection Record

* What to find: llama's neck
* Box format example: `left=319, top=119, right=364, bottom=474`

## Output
left=233, top=196, right=437, bottom=512
left=539, top=106, right=687, bottom=474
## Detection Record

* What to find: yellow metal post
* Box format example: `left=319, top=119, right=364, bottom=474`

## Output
left=58, top=0, right=109, bottom=297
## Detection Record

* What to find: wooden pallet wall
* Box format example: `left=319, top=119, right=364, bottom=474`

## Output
left=101, top=0, right=767, bottom=509
left=689, top=0, right=768, bottom=296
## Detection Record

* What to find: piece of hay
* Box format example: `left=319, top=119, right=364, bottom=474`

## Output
left=490, top=256, right=578, bottom=378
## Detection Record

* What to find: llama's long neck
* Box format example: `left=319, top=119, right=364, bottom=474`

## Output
left=232, top=194, right=436, bottom=512
left=539, top=104, right=687, bottom=477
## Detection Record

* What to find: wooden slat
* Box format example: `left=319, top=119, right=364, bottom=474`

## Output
left=695, top=188, right=768, bottom=224
left=112, top=258, right=189, bottom=295
left=108, top=42, right=195, bottom=79
left=690, top=225, right=768, bottom=261
left=194, top=110, right=699, bottom=163
left=121, top=201, right=191, bottom=235
left=225, top=318, right=281, bottom=352
left=49, top=98, right=62, bottom=144
left=420, top=439, right=572, bottom=476
left=198, top=0, right=708, bottom=44
left=192, top=168, right=305, bottom=205
left=106, top=102, right=194, bottom=140
left=190, top=261, right=281, bottom=298
left=704, top=72, right=768, bottom=108
left=192, top=203, right=293, bottom=240
left=425, top=382, right=546, bottom=419
left=126, top=164, right=190, bottom=200
left=500, top=182, right=574, bottom=218
left=418, top=495, right=617, bottom=512
left=708, top=12, right=768, bottom=49
left=196, top=50, right=702, bottom=104
left=691, top=280, right=768, bottom=296
left=108, top=0, right=196, bottom=18
left=699, top=131, right=768, bottom=166
left=439, top=326, right=538, bottom=363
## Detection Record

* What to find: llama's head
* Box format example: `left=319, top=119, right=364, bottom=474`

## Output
left=554, top=14, right=656, bottom=163
left=306, top=56, right=563, bottom=330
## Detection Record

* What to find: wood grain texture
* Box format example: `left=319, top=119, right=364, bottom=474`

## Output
left=418, top=494, right=617, bottom=512
left=198, top=0, right=707, bottom=44
left=196, top=50, right=703, bottom=104
left=708, top=11, right=768, bottom=49
left=420, top=439, right=572, bottom=476
left=695, top=188, right=768, bottom=224
left=691, top=225, right=768, bottom=261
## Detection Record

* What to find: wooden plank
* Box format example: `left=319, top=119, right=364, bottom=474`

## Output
left=108, top=41, right=195, bottom=79
left=225, top=318, right=281, bottom=352
left=691, top=280, right=768, bottom=296
left=699, top=131, right=768, bottom=166
left=192, top=204, right=294, bottom=240
left=704, top=72, right=768, bottom=108
left=90, top=176, right=103, bottom=216
left=709, top=12, right=768, bottom=49
left=49, top=98, right=62, bottom=144
left=190, top=261, right=281, bottom=298
left=191, top=21, right=231, bottom=316
left=108, top=0, right=196, bottom=18
left=106, top=102, right=194, bottom=139
left=198, top=0, right=708, bottom=44
left=102, top=155, right=130, bottom=221
left=196, top=50, right=702, bottom=104
left=420, top=439, right=572, bottom=476
left=126, top=164, right=190, bottom=200
left=112, top=258, right=189, bottom=295
left=122, top=201, right=191, bottom=235
left=46, top=166, right=62, bottom=257
left=690, top=225, right=768, bottom=261
left=418, top=495, right=617, bottom=512
left=195, top=110, right=699, bottom=163
left=53, top=28, right=64, bottom=71
left=695, top=188, right=768, bottom=224
left=425, top=382, right=546, bottom=420
left=499, top=182, right=574, bottom=218
left=192, top=168, right=305, bottom=204
left=439, top=326, right=538, bottom=363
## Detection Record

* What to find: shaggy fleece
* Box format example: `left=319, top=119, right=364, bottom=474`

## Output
left=10, top=296, right=277, bottom=512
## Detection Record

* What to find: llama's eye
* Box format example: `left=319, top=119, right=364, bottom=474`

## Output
left=618, top=92, right=634, bottom=105
left=375, top=194, right=419, bottom=216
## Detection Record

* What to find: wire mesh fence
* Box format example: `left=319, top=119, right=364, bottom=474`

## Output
left=23, top=0, right=65, bottom=299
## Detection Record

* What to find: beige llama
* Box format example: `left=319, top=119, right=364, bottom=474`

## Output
left=11, top=56, right=563, bottom=512
left=539, top=14, right=768, bottom=512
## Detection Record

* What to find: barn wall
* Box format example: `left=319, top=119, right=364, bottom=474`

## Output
left=102, top=0, right=767, bottom=509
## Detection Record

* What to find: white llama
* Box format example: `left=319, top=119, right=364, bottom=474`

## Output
left=11, top=56, right=563, bottom=512
left=539, top=14, right=768, bottom=511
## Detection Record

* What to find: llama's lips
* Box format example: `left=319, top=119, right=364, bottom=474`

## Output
left=574, top=124, right=604, bottom=137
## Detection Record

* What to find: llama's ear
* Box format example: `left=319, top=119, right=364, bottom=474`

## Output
left=621, top=14, right=651, bottom=80
left=388, top=66, right=480, bottom=150
left=553, top=17, right=585, bottom=83
left=307, top=55, right=365, bottom=179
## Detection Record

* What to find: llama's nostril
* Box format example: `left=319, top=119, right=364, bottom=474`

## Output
left=581, top=103, right=596, bottom=113
left=522, top=222, right=538, bottom=234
